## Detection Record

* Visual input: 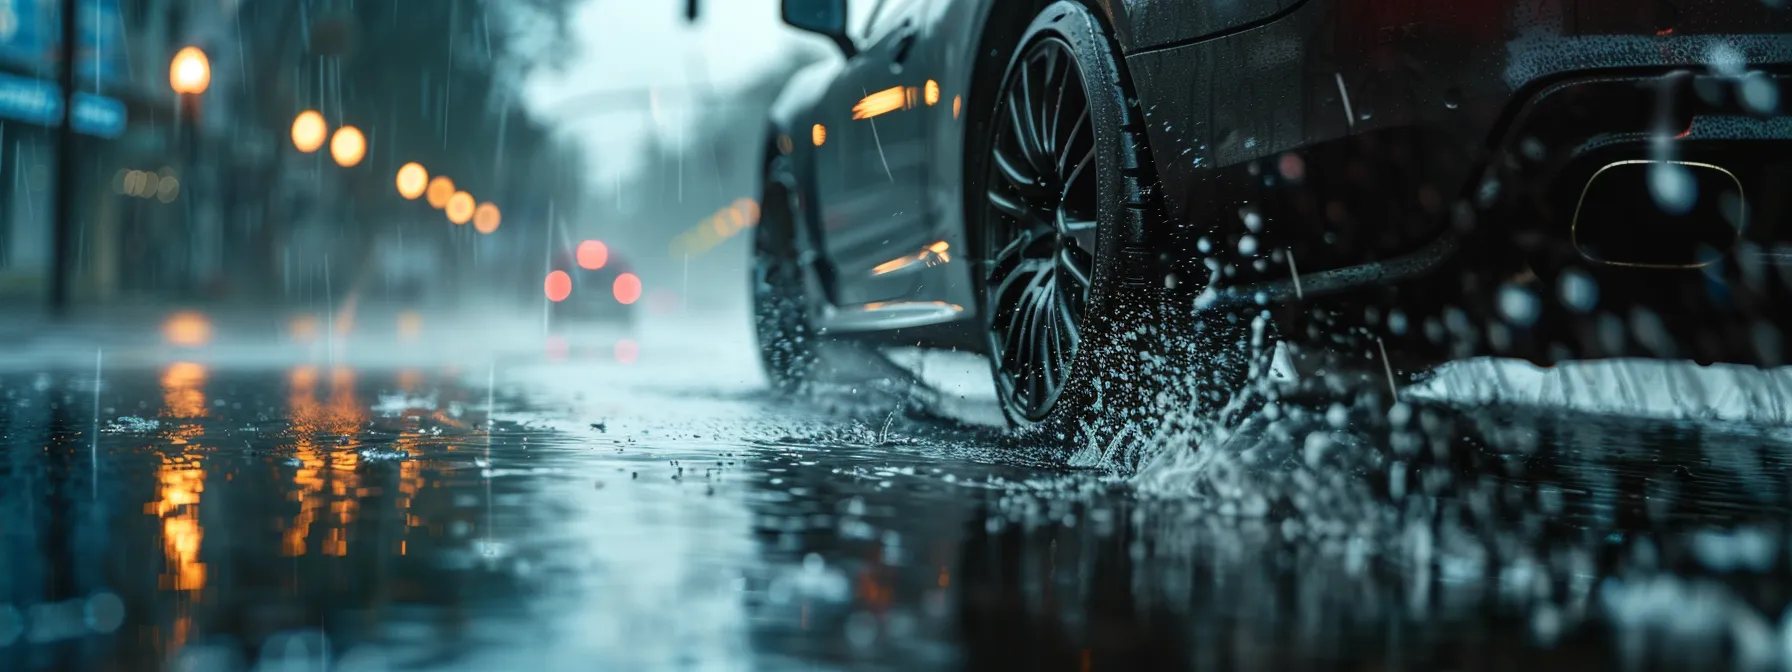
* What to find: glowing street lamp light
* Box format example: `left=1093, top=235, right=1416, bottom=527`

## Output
left=330, top=126, right=366, bottom=167
left=396, top=162, right=428, bottom=199
left=169, top=47, right=211, bottom=95
left=473, top=202, right=501, bottom=234
left=446, top=191, right=475, bottom=224
left=291, top=110, right=328, bottom=153
left=426, top=176, right=455, bottom=209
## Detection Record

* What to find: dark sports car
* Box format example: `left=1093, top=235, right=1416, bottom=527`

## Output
left=754, top=0, right=1792, bottom=442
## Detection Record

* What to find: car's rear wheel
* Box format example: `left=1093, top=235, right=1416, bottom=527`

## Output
left=977, top=2, right=1269, bottom=456
left=752, top=157, right=817, bottom=393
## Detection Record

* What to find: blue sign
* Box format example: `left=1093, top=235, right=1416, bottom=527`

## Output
left=0, top=0, right=127, bottom=84
left=0, top=70, right=125, bottom=137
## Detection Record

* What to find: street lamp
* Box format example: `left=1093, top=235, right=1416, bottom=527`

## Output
left=330, top=126, right=366, bottom=167
left=396, top=162, right=428, bottom=199
left=292, top=111, right=327, bottom=153
left=446, top=191, right=475, bottom=224
left=170, top=47, right=211, bottom=95
left=473, top=202, right=501, bottom=234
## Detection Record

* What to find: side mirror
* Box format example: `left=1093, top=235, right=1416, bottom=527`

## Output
left=782, top=0, right=856, bottom=58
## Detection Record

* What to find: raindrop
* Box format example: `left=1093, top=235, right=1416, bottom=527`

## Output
left=1558, top=269, right=1599, bottom=313
left=1739, top=72, right=1779, bottom=114
left=1238, top=235, right=1259, bottom=256
left=1498, top=284, right=1541, bottom=327
left=1708, top=43, right=1747, bottom=77
left=1649, top=163, right=1698, bottom=215
left=1442, top=87, right=1462, bottom=109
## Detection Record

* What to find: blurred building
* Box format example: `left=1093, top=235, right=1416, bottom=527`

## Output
left=0, top=0, right=585, bottom=313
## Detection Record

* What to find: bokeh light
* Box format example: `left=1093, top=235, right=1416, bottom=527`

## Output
left=577, top=240, right=609, bottom=270
left=924, top=79, right=940, bottom=106
left=330, top=126, right=367, bottom=167
left=613, top=273, right=642, bottom=305
left=396, top=163, right=428, bottom=199
left=163, top=311, right=213, bottom=347
left=812, top=123, right=826, bottom=146
left=446, top=192, right=475, bottom=224
left=169, top=47, right=210, bottom=94
left=614, top=339, right=639, bottom=364
left=291, top=111, right=327, bottom=153
left=544, top=271, right=572, bottom=302
left=426, top=176, right=455, bottom=209
left=473, top=202, right=501, bottom=233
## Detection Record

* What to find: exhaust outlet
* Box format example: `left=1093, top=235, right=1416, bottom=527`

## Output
left=1571, top=160, right=1746, bottom=269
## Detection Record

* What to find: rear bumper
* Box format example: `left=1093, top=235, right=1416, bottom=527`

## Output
left=1219, top=69, right=1792, bottom=368
left=1124, top=0, right=1792, bottom=368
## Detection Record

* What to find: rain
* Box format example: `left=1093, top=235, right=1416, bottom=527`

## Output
left=1, top=0, right=1791, bottom=671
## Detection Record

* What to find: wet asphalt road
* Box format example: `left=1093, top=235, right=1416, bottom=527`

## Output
left=3, top=312, right=1792, bottom=671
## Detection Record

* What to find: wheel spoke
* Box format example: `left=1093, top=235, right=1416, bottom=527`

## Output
left=1039, top=279, right=1066, bottom=389
left=987, top=230, right=1031, bottom=275
left=1011, top=64, right=1049, bottom=174
left=992, top=147, right=1052, bottom=201
left=986, top=188, right=1037, bottom=225
left=1041, top=49, right=1064, bottom=159
left=1056, top=294, right=1081, bottom=352
left=1056, top=107, right=1088, bottom=177
left=1016, top=276, right=1053, bottom=401
left=1062, top=145, right=1095, bottom=199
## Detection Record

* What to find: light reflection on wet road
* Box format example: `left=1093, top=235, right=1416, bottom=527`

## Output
left=1, top=316, right=1790, bottom=671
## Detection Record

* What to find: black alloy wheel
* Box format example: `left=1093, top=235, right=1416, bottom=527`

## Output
left=974, top=2, right=1271, bottom=453
left=984, top=37, right=1098, bottom=424
left=752, top=157, right=817, bottom=393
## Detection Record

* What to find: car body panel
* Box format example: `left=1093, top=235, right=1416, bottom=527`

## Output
left=766, top=0, right=1792, bottom=364
left=1123, top=0, right=1792, bottom=281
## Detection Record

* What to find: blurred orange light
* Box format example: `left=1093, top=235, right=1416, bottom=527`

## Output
left=163, top=311, right=213, bottom=347
left=425, top=176, right=455, bottom=209
left=396, top=311, right=423, bottom=341
left=292, top=110, right=328, bottom=153
left=396, top=163, right=428, bottom=199
left=614, top=339, right=639, bottom=364
left=544, top=271, right=572, bottom=302
left=473, top=202, right=501, bottom=234
left=576, top=240, right=609, bottom=270
left=853, top=86, right=908, bottom=120
left=924, top=79, right=940, bottom=106
left=811, top=124, right=826, bottom=147
left=613, top=273, right=642, bottom=305
left=170, top=47, right=210, bottom=95
left=446, top=192, right=475, bottom=224
left=289, top=315, right=319, bottom=343
left=952, top=95, right=962, bottom=119
left=330, top=126, right=367, bottom=167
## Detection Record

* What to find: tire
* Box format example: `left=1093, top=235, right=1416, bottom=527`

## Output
left=974, top=2, right=1269, bottom=459
left=752, top=156, right=818, bottom=393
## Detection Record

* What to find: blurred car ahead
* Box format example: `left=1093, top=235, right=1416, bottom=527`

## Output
left=548, top=244, right=638, bottom=331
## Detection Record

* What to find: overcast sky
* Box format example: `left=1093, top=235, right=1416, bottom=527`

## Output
left=520, top=0, right=821, bottom=185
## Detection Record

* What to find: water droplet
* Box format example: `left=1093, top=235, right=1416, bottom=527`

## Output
left=1558, top=269, right=1599, bottom=313
left=1498, top=284, right=1541, bottom=327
